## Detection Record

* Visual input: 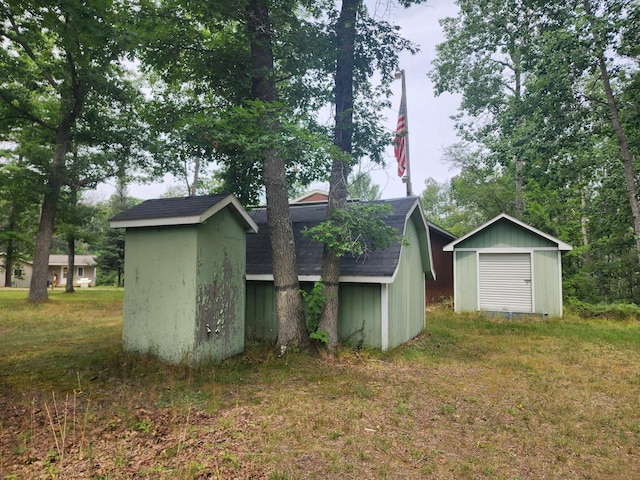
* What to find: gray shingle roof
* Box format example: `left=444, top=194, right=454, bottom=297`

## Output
left=110, top=194, right=230, bottom=222
left=246, top=197, right=420, bottom=278
left=109, top=194, right=258, bottom=232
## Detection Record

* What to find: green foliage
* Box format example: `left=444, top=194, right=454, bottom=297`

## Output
left=301, top=281, right=329, bottom=344
left=93, top=193, right=142, bottom=287
left=303, top=203, right=404, bottom=260
left=348, top=171, right=381, bottom=201
left=566, top=298, right=640, bottom=321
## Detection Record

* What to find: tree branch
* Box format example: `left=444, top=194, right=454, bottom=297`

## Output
left=0, top=90, right=56, bottom=130
left=3, top=11, right=59, bottom=89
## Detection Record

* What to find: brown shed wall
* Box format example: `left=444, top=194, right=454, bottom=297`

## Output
left=426, top=229, right=454, bottom=305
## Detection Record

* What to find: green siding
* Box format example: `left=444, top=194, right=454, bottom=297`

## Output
left=388, top=218, right=426, bottom=348
left=454, top=250, right=478, bottom=312
left=245, top=282, right=383, bottom=346
left=123, top=227, right=198, bottom=363
left=533, top=250, right=562, bottom=317
left=457, top=220, right=556, bottom=249
left=194, top=209, right=247, bottom=363
left=338, top=283, right=382, bottom=347
left=122, top=207, right=249, bottom=365
left=245, top=281, right=278, bottom=342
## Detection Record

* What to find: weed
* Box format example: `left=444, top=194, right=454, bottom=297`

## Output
left=269, top=471, right=289, bottom=480
left=396, top=400, right=411, bottom=415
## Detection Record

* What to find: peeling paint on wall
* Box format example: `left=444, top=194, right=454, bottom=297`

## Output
left=195, top=254, right=239, bottom=347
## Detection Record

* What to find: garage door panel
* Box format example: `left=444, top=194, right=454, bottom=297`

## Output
left=479, top=253, right=532, bottom=313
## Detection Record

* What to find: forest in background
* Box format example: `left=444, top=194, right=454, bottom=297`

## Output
left=1, top=0, right=639, bottom=306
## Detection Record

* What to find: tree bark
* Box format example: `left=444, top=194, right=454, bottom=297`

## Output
left=3, top=206, right=18, bottom=287
left=66, top=240, right=76, bottom=293
left=247, top=0, right=308, bottom=352
left=318, top=0, right=360, bottom=352
left=27, top=133, right=69, bottom=301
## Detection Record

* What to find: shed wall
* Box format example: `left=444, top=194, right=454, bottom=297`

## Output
left=454, top=250, right=478, bottom=313
left=533, top=249, right=563, bottom=317
left=426, top=230, right=454, bottom=304
left=122, top=227, right=198, bottom=363
left=388, top=218, right=426, bottom=348
left=245, top=281, right=278, bottom=341
left=457, top=221, right=556, bottom=249
left=454, top=249, right=564, bottom=317
left=194, top=209, right=247, bottom=363
left=245, top=281, right=383, bottom=347
left=338, top=283, right=382, bottom=347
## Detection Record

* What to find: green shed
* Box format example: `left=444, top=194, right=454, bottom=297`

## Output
left=443, top=213, right=572, bottom=318
left=245, top=197, right=435, bottom=350
left=109, top=194, right=258, bottom=365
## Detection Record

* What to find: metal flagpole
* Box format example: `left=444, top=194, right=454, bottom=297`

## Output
left=395, top=69, right=413, bottom=197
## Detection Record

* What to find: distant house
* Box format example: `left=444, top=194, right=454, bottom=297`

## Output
left=48, top=255, right=97, bottom=287
left=444, top=213, right=572, bottom=317
left=109, top=194, right=258, bottom=365
left=291, top=190, right=329, bottom=203
left=245, top=197, right=435, bottom=350
left=0, top=254, right=96, bottom=288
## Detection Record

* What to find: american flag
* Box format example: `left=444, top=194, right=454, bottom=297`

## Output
left=394, top=93, right=407, bottom=177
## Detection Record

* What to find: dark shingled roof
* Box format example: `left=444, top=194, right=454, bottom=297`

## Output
left=246, top=197, right=421, bottom=278
left=110, top=194, right=231, bottom=222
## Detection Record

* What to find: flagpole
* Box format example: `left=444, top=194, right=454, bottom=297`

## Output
left=395, top=69, right=413, bottom=197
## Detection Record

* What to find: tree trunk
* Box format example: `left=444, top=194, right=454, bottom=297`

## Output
left=66, top=237, right=75, bottom=293
left=579, top=176, right=591, bottom=265
left=3, top=248, right=11, bottom=287
left=584, top=0, right=640, bottom=267
left=189, top=156, right=200, bottom=196
left=4, top=206, right=18, bottom=287
left=514, top=156, right=523, bottom=218
left=247, top=0, right=308, bottom=352
left=65, top=184, right=78, bottom=293
left=318, top=0, right=360, bottom=352
left=27, top=136, right=69, bottom=301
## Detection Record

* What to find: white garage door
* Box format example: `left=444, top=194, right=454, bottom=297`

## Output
left=478, top=253, right=532, bottom=313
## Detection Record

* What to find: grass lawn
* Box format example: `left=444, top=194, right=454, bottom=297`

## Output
left=1, top=288, right=639, bottom=479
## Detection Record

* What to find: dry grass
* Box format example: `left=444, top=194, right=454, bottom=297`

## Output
left=1, top=288, right=639, bottom=479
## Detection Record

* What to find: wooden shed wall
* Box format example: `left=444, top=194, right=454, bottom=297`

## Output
left=337, top=283, right=383, bottom=347
left=245, top=281, right=277, bottom=342
left=453, top=250, right=478, bottom=313
left=388, top=218, right=426, bottom=348
left=123, top=226, right=198, bottom=363
left=454, top=249, right=563, bottom=317
left=456, top=220, right=556, bottom=249
left=533, top=250, right=563, bottom=317
left=194, top=209, right=248, bottom=363
left=245, top=281, right=383, bottom=347
left=426, top=229, right=454, bottom=304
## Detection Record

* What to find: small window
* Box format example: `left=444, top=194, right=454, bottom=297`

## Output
left=77, top=267, right=84, bottom=277
left=62, top=267, right=68, bottom=279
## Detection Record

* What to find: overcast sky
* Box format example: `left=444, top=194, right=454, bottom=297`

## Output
left=370, top=0, right=461, bottom=199
left=96, top=0, right=462, bottom=202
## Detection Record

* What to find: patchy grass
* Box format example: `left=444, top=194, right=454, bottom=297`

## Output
left=1, top=290, right=640, bottom=479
